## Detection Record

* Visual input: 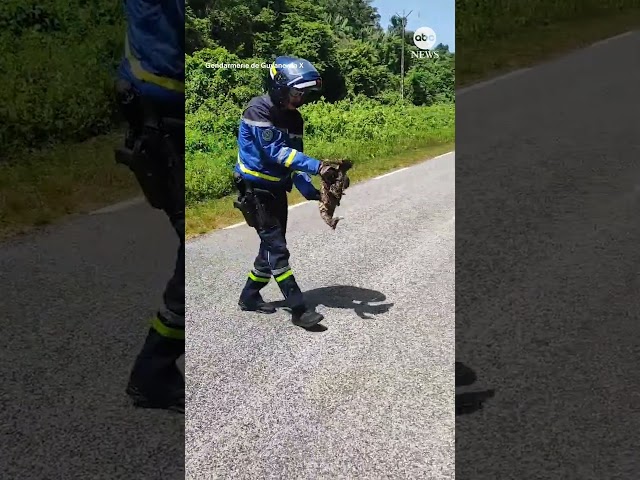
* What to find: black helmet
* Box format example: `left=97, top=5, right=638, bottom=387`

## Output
left=267, top=55, right=322, bottom=107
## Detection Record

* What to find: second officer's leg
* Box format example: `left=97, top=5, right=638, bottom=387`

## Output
left=238, top=189, right=278, bottom=313
left=238, top=239, right=276, bottom=313
left=256, top=191, right=323, bottom=328
left=238, top=191, right=288, bottom=308
left=127, top=211, right=185, bottom=412
left=125, top=106, right=185, bottom=412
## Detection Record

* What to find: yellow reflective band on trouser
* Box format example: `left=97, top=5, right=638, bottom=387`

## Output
left=275, top=270, right=293, bottom=282
left=124, top=33, right=185, bottom=93
left=237, top=155, right=282, bottom=182
left=150, top=316, right=185, bottom=340
left=284, top=149, right=298, bottom=167
left=249, top=271, right=270, bottom=283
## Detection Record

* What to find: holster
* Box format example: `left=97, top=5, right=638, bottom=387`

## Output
left=114, top=79, right=185, bottom=216
left=232, top=173, right=275, bottom=229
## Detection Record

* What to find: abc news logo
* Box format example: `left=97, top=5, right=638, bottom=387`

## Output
left=412, top=27, right=439, bottom=59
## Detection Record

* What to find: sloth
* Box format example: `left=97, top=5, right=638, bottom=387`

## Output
left=318, top=159, right=352, bottom=229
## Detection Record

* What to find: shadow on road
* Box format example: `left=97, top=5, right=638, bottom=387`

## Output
left=456, top=362, right=495, bottom=416
left=271, top=285, right=394, bottom=320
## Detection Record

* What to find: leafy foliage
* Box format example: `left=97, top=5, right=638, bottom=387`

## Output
left=185, top=0, right=456, bottom=204
left=5, top=0, right=638, bottom=167
left=0, top=0, right=124, bottom=158
left=2, top=0, right=455, bottom=164
left=185, top=98, right=455, bottom=204
left=186, top=0, right=455, bottom=105
left=456, top=0, right=640, bottom=44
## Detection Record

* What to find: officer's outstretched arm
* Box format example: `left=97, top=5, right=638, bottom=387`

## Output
left=255, top=126, right=321, bottom=176
left=292, top=171, right=320, bottom=201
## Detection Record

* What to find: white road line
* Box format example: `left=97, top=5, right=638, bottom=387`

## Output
left=289, top=200, right=310, bottom=209
left=89, top=196, right=145, bottom=214
left=222, top=151, right=455, bottom=230
left=589, top=30, right=634, bottom=48
left=93, top=151, right=455, bottom=221
left=372, top=151, right=455, bottom=180
left=432, top=151, right=455, bottom=161
left=457, top=68, right=533, bottom=96
left=222, top=200, right=312, bottom=230
left=374, top=167, right=409, bottom=180
left=222, top=221, right=245, bottom=230
left=456, top=30, right=637, bottom=96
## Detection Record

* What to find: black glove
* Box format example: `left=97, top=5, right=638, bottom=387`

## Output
left=318, top=162, right=339, bottom=183
left=308, top=188, right=321, bottom=201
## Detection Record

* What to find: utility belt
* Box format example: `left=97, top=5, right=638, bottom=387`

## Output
left=232, top=172, right=284, bottom=229
left=114, top=79, right=185, bottom=217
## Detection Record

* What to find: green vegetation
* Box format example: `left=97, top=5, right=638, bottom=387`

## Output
left=0, top=0, right=134, bottom=239
left=457, top=0, right=639, bottom=42
left=456, top=0, right=640, bottom=85
left=186, top=96, right=454, bottom=204
left=0, top=130, right=139, bottom=241
left=0, top=0, right=125, bottom=157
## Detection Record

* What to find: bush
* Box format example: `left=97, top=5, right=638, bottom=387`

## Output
left=185, top=92, right=454, bottom=205
left=0, top=0, right=125, bottom=158
left=457, top=0, right=640, bottom=44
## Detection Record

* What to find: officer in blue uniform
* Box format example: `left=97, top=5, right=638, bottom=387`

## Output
left=114, top=0, right=185, bottom=412
left=233, top=56, right=343, bottom=329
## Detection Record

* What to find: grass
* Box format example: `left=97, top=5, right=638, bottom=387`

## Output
left=0, top=130, right=139, bottom=240
left=185, top=141, right=455, bottom=239
left=1, top=9, right=639, bottom=240
left=456, top=8, right=640, bottom=87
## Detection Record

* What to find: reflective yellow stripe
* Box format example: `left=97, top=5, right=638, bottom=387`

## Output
left=270, top=64, right=277, bottom=77
left=125, top=33, right=185, bottom=93
left=275, top=270, right=293, bottom=282
left=237, top=155, right=282, bottom=182
left=150, top=316, right=184, bottom=340
left=284, top=149, right=298, bottom=167
left=249, top=271, right=270, bottom=283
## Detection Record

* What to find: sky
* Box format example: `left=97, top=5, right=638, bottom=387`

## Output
left=372, top=0, right=455, bottom=52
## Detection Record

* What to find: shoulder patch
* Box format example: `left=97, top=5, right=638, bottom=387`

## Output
left=262, top=129, right=274, bottom=141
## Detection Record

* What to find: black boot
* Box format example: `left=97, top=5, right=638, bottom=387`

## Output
left=291, top=307, right=324, bottom=328
left=275, top=273, right=323, bottom=327
left=455, top=362, right=477, bottom=387
left=239, top=272, right=276, bottom=314
left=127, top=326, right=185, bottom=413
left=126, top=381, right=185, bottom=413
left=238, top=297, right=276, bottom=314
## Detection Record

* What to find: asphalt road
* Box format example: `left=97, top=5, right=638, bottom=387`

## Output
left=0, top=202, right=185, bottom=479
left=456, top=31, right=640, bottom=479
left=185, top=152, right=455, bottom=478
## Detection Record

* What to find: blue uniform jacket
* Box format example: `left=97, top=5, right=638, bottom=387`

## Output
left=117, top=0, right=184, bottom=103
left=234, top=94, right=321, bottom=200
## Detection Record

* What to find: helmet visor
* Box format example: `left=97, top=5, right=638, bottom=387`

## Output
left=290, top=78, right=322, bottom=100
